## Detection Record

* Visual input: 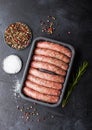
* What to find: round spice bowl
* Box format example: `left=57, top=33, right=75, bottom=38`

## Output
left=4, top=22, right=32, bottom=50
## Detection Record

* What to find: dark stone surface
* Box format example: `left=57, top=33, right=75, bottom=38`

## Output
left=0, top=0, right=92, bottom=130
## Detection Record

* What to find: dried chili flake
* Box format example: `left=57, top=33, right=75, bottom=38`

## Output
left=52, top=16, right=56, bottom=20
left=47, top=27, right=53, bottom=34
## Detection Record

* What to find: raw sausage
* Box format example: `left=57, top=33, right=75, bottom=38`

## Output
left=31, top=61, right=66, bottom=76
left=25, top=80, right=60, bottom=96
left=33, top=55, right=68, bottom=70
left=27, top=74, right=62, bottom=90
left=35, top=48, right=70, bottom=63
left=29, top=68, right=64, bottom=83
left=23, top=87, right=59, bottom=103
left=37, top=41, right=72, bottom=57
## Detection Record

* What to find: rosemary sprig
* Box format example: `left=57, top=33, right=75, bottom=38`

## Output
left=62, top=61, right=88, bottom=108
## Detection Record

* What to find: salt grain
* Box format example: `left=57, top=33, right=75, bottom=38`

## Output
left=13, top=80, right=21, bottom=96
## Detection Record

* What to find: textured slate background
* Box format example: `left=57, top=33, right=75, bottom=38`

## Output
left=0, top=0, right=92, bottom=130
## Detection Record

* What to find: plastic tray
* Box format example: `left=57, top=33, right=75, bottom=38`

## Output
left=20, top=37, right=75, bottom=107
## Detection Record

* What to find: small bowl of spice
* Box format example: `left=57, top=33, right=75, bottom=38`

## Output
left=4, top=22, right=32, bottom=50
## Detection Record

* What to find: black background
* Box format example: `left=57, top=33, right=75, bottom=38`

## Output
left=0, top=0, right=92, bottom=130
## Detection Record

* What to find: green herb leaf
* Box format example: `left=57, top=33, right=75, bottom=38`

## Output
left=62, top=61, right=88, bottom=108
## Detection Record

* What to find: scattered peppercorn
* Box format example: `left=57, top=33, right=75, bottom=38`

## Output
left=37, top=118, right=40, bottom=122
left=36, top=112, right=39, bottom=116
left=40, top=16, right=56, bottom=34
left=16, top=97, right=55, bottom=123
left=51, top=115, right=54, bottom=118
left=68, top=31, right=71, bottom=34
left=30, top=106, right=33, bottom=109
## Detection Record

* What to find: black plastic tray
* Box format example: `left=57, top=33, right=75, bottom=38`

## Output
left=20, top=37, right=75, bottom=107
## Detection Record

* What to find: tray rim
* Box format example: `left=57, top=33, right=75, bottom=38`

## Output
left=20, top=37, right=75, bottom=107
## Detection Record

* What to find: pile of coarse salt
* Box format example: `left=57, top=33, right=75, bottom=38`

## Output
left=2, top=54, right=22, bottom=74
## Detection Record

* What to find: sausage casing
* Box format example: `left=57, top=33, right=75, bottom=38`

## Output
left=25, top=80, right=60, bottom=96
left=27, top=74, right=62, bottom=90
left=29, top=68, right=64, bottom=83
left=33, top=55, right=68, bottom=70
left=35, top=48, right=70, bottom=63
left=37, top=41, right=72, bottom=57
left=31, top=61, right=66, bottom=76
left=23, top=87, right=59, bottom=103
